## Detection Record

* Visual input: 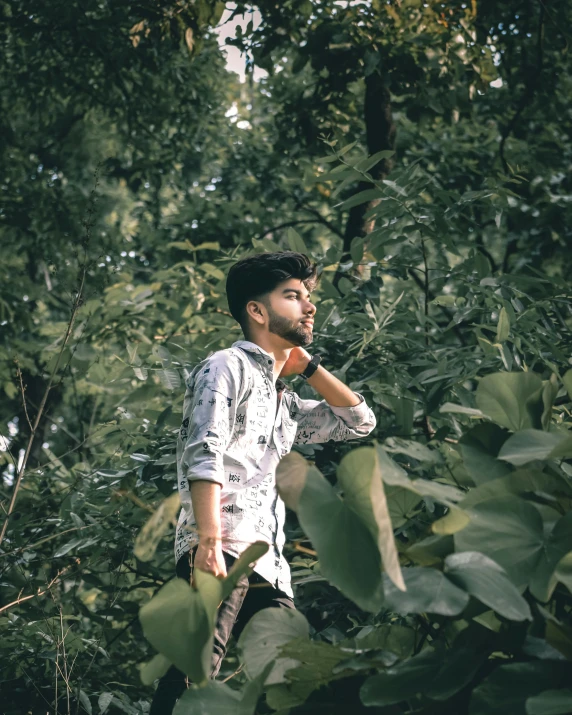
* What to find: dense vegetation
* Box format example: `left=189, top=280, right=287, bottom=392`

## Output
left=1, top=0, right=572, bottom=713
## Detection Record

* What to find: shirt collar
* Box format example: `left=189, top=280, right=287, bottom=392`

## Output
left=232, top=340, right=286, bottom=391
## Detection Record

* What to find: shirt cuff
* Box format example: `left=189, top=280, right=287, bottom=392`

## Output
left=327, top=393, right=373, bottom=428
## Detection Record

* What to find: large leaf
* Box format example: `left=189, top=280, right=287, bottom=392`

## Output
left=454, top=497, right=544, bottom=589
left=425, top=644, right=486, bottom=701
left=444, top=551, right=531, bottom=621
left=553, top=551, right=572, bottom=595
left=360, top=648, right=442, bottom=706
left=382, top=567, right=469, bottom=616
left=337, top=446, right=405, bottom=590
left=237, top=607, right=309, bottom=685
left=173, top=666, right=271, bottom=715
left=140, top=653, right=171, bottom=686
left=376, top=445, right=464, bottom=506
left=469, top=661, right=570, bottom=715
left=275, top=451, right=309, bottom=511
left=385, top=485, right=422, bottom=528
left=139, top=574, right=220, bottom=684
left=529, top=511, right=572, bottom=601
left=297, top=466, right=385, bottom=612
left=221, top=541, right=269, bottom=600
left=140, top=544, right=268, bottom=683
left=498, top=429, right=572, bottom=466
left=458, top=423, right=511, bottom=485
left=458, top=469, right=572, bottom=509
left=526, top=689, right=572, bottom=715
left=173, top=681, right=239, bottom=715
left=476, top=372, right=544, bottom=431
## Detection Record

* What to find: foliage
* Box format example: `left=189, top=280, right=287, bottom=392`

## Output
left=1, top=0, right=572, bottom=713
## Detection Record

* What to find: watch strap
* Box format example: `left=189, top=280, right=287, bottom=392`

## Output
left=300, top=354, right=322, bottom=380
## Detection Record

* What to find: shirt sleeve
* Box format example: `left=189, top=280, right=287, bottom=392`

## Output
left=178, top=350, right=247, bottom=490
left=289, top=391, right=377, bottom=445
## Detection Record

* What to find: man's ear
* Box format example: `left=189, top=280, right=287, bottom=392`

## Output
left=245, top=299, right=266, bottom=326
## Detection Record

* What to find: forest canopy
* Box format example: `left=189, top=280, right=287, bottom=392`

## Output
left=1, top=0, right=572, bottom=713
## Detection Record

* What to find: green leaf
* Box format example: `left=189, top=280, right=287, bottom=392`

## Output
left=458, top=423, right=511, bottom=485
left=496, top=307, right=510, bottom=342
left=383, top=567, right=469, bottom=616
left=286, top=228, right=307, bottom=253
left=173, top=681, right=239, bottom=714
left=542, top=375, right=559, bottom=430
left=297, top=464, right=385, bottom=612
left=276, top=451, right=310, bottom=511
left=238, top=608, right=309, bottom=685
left=334, top=188, right=381, bottom=212
left=98, top=693, right=113, bottom=715
left=354, top=149, right=394, bottom=172
left=406, top=533, right=454, bottom=566
left=221, top=541, right=269, bottom=600
left=454, top=496, right=544, bottom=589
left=562, top=370, right=572, bottom=400
left=360, top=648, right=441, bottom=706
left=384, top=437, right=441, bottom=464
left=385, top=485, right=422, bottom=528
left=159, top=368, right=181, bottom=390
left=439, top=403, right=486, bottom=418
left=476, top=372, right=544, bottom=431
left=458, top=468, right=572, bottom=511
left=526, top=689, right=572, bottom=715
left=498, top=429, right=572, bottom=466
left=553, top=552, right=572, bottom=595
left=337, top=446, right=405, bottom=591
left=432, top=294, right=457, bottom=307
left=350, top=236, right=365, bottom=264
left=140, top=653, right=171, bottom=686
left=382, top=179, right=407, bottom=196
left=139, top=572, right=222, bottom=683
left=134, top=492, right=180, bottom=562
left=529, top=512, right=572, bottom=601
left=79, top=690, right=92, bottom=714
left=376, top=445, right=464, bottom=507
left=444, top=551, right=532, bottom=621
left=469, top=661, right=570, bottom=715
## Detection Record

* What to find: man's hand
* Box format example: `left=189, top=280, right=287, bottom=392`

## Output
left=193, top=539, right=227, bottom=582
left=279, top=346, right=311, bottom=378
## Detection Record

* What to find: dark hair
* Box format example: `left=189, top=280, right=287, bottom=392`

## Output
left=226, top=251, right=319, bottom=331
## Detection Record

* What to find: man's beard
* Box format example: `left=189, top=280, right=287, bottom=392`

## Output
left=267, top=307, right=313, bottom=347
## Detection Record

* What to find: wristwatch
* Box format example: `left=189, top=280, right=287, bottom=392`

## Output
left=300, top=354, right=322, bottom=380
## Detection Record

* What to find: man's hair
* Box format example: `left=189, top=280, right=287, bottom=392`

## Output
left=226, top=251, right=319, bottom=332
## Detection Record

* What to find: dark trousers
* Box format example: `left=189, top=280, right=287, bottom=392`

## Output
left=149, top=550, right=294, bottom=715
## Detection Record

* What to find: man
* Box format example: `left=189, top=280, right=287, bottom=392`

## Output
left=150, top=251, right=376, bottom=713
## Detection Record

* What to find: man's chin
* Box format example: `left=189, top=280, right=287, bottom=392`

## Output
left=294, top=330, right=313, bottom=347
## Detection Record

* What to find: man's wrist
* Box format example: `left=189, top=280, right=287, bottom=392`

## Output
left=300, top=354, right=322, bottom=380
left=198, top=535, right=220, bottom=549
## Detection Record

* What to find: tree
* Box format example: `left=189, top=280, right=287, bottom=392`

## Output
left=1, top=0, right=572, bottom=712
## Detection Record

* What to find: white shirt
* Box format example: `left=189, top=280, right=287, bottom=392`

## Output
left=175, top=340, right=376, bottom=596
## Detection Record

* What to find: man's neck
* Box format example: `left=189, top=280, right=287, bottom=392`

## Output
left=244, top=334, right=292, bottom=382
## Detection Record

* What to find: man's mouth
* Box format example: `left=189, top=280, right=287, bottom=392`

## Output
left=301, top=320, right=314, bottom=328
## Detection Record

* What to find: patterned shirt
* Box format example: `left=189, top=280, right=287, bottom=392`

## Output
left=175, top=339, right=376, bottom=596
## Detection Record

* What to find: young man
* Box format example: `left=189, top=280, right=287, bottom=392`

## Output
left=150, top=251, right=376, bottom=713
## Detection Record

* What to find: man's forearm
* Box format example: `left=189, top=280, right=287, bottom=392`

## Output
left=306, top=365, right=361, bottom=407
left=190, top=480, right=222, bottom=545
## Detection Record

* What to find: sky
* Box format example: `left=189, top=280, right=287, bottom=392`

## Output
left=214, top=4, right=267, bottom=83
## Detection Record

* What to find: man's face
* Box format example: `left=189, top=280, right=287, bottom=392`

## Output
left=265, top=278, right=316, bottom=347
